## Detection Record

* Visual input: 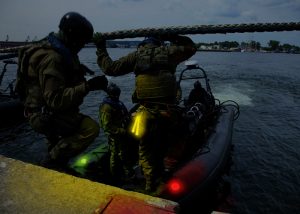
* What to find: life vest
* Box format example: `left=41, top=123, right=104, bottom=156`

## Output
left=101, top=97, right=128, bottom=117
left=99, top=97, right=130, bottom=129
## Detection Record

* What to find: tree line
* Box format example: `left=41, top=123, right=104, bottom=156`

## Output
left=196, top=40, right=300, bottom=53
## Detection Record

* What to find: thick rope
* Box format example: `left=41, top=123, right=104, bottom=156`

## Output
left=1, top=22, right=300, bottom=53
left=99, top=22, right=300, bottom=40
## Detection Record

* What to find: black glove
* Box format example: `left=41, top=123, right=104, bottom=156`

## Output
left=87, top=75, right=108, bottom=91
left=93, top=33, right=106, bottom=49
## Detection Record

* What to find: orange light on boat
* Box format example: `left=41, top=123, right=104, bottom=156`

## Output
left=167, top=178, right=185, bottom=195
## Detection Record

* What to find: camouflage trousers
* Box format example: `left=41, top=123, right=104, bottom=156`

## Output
left=108, top=135, right=138, bottom=182
left=29, top=112, right=99, bottom=163
left=134, top=105, right=182, bottom=192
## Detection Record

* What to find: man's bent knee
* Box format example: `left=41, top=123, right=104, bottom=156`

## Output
left=79, top=116, right=100, bottom=141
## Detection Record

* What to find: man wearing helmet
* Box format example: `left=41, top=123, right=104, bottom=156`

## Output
left=17, top=12, right=108, bottom=167
left=99, top=82, right=137, bottom=185
left=186, top=80, right=215, bottom=111
left=95, top=33, right=196, bottom=194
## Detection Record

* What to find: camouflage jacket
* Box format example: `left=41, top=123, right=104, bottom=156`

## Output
left=18, top=33, right=88, bottom=113
left=96, top=35, right=196, bottom=77
left=96, top=35, right=196, bottom=101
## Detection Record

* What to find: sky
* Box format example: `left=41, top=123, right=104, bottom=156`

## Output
left=1, top=0, right=300, bottom=46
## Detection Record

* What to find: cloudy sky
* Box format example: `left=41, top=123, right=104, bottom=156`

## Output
left=1, top=0, right=300, bottom=46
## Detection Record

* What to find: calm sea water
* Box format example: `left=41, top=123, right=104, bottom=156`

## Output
left=0, top=48, right=299, bottom=214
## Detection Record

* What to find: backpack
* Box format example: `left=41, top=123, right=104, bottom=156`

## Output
left=15, top=44, right=46, bottom=102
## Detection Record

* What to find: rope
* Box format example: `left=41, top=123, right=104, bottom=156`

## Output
left=1, top=22, right=300, bottom=53
left=99, top=22, right=300, bottom=40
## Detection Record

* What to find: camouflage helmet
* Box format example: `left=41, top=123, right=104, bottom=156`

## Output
left=138, top=36, right=162, bottom=47
left=107, top=82, right=121, bottom=98
left=59, top=12, right=94, bottom=44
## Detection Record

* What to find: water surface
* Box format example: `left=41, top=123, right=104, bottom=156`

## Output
left=0, top=49, right=299, bottom=214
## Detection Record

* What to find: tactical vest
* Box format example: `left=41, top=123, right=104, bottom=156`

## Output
left=135, top=46, right=172, bottom=74
left=134, top=45, right=177, bottom=100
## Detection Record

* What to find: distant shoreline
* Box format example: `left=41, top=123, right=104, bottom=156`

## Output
left=196, top=49, right=300, bottom=54
left=1, top=41, right=299, bottom=54
left=96, top=47, right=300, bottom=54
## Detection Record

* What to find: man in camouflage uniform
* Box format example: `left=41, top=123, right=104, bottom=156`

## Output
left=95, top=34, right=196, bottom=193
left=17, top=12, right=108, bottom=167
left=99, top=82, right=137, bottom=185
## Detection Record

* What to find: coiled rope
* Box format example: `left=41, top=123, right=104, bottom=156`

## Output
left=1, top=22, right=300, bottom=53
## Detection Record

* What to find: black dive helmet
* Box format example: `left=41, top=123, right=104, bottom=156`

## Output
left=107, top=82, right=121, bottom=98
left=59, top=12, right=94, bottom=44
